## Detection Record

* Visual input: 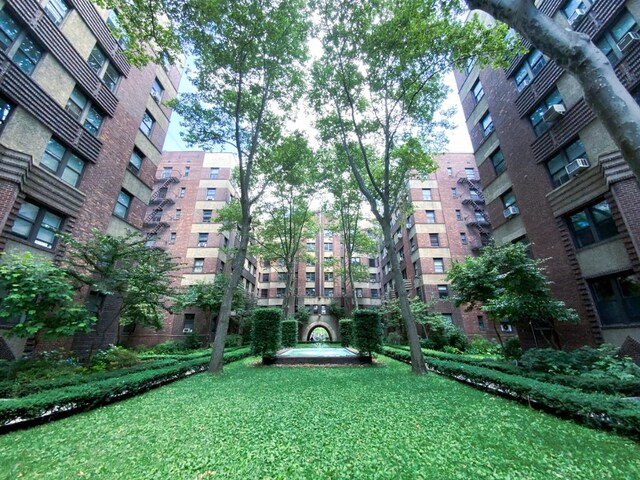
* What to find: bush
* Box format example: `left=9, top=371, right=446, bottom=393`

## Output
left=184, top=332, right=203, bottom=350
left=145, top=341, right=188, bottom=355
left=503, top=338, right=523, bottom=360
left=91, top=346, right=139, bottom=371
left=424, top=316, right=468, bottom=351
left=385, top=331, right=405, bottom=346
left=225, top=334, right=243, bottom=349
left=281, top=320, right=298, bottom=348
left=353, top=309, right=383, bottom=357
left=520, top=348, right=574, bottom=374
left=466, top=336, right=501, bottom=356
left=251, top=308, right=282, bottom=360
left=448, top=328, right=469, bottom=352
left=339, top=319, right=353, bottom=347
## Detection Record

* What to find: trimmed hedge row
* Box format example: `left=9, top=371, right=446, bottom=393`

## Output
left=0, top=348, right=251, bottom=431
left=383, top=347, right=640, bottom=438
left=398, top=347, right=640, bottom=397
left=281, top=320, right=298, bottom=348
left=137, top=350, right=212, bottom=361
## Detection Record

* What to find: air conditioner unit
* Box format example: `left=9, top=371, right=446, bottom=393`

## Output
left=565, top=157, right=590, bottom=176
left=182, top=328, right=193, bottom=334
left=618, top=31, right=640, bottom=52
left=151, top=91, right=162, bottom=103
left=197, top=242, right=207, bottom=247
left=503, top=205, right=520, bottom=218
left=542, top=104, right=566, bottom=123
left=570, top=8, right=586, bottom=28
left=397, top=232, right=403, bottom=239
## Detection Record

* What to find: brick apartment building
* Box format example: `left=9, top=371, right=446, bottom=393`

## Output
left=383, top=153, right=513, bottom=342
left=124, top=151, right=258, bottom=347
left=455, top=3, right=640, bottom=349
left=0, top=0, right=180, bottom=358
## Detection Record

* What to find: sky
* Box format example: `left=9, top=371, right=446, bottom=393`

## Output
left=162, top=68, right=473, bottom=154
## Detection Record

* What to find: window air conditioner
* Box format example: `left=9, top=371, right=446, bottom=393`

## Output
left=151, top=91, right=162, bottom=103
left=618, top=31, right=640, bottom=52
left=570, top=9, right=586, bottom=28
left=182, top=328, right=193, bottom=334
left=397, top=232, right=403, bottom=239
left=542, top=104, right=566, bottom=123
left=564, top=157, right=589, bottom=176
left=503, top=206, right=520, bottom=218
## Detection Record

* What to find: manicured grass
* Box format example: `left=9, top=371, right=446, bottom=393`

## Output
left=1, top=357, right=639, bottom=479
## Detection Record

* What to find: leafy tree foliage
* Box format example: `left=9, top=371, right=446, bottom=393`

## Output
left=447, top=242, right=578, bottom=348
left=61, top=229, right=179, bottom=348
left=0, top=253, right=95, bottom=338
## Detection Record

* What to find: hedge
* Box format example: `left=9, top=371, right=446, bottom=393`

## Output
left=339, top=319, right=353, bottom=347
left=251, top=308, right=282, bottom=359
left=281, top=320, right=298, bottom=348
left=383, top=347, right=640, bottom=438
left=353, top=309, right=382, bottom=356
left=0, top=348, right=251, bottom=432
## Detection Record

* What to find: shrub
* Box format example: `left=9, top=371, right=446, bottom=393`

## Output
left=419, top=338, right=437, bottom=350
left=448, top=328, right=469, bottom=352
left=503, top=338, right=523, bottom=360
left=146, top=341, right=187, bottom=355
left=520, top=348, right=574, bottom=374
left=424, top=316, right=468, bottom=351
left=91, top=346, right=139, bottom=371
left=385, top=331, right=405, bottom=346
left=184, top=332, right=203, bottom=350
left=225, top=334, right=243, bottom=349
left=466, top=336, right=501, bottom=356
left=353, top=309, right=383, bottom=357
left=281, top=320, right=298, bottom=348
left=442, top=346, right=462, bottom=355
left=339, top=319, right=353, bottom=347
left=251, top=308, right=282, bottom=360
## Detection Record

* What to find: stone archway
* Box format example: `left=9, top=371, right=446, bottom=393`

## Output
left=302, top=321, right=339, bottom=342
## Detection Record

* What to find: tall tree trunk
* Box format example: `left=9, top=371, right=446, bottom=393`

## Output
left=383, top=223, right=427, bottom=374
left=209, top=215, right=251, bottom=374
left=282, top=261, right=296, bottom=317
left=466, top=0, right=640, bottom=181
left=347, top=256, right=359, bottom=311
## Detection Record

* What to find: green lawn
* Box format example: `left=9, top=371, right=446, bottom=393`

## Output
left=0, top=357, right=639, bottom=479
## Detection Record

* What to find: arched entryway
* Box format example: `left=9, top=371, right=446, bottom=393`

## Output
left=302, top=321, right=338, bottom=342
left=307, top=325, right=331, bottom=342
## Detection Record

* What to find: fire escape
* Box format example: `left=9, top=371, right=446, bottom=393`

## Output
left=458, top=176, right=492, bottom=251
left=144, top=175, right=179, bottom=244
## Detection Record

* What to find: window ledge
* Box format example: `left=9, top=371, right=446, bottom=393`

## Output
left=573, top=233, right=625, bottom=254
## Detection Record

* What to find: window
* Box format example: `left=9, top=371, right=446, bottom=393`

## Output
left=475, top=211, right=486, bottom=222
left=351, top=257, right=361, bottom=264
left=0, top=9, right=43, bottom=75
left=161, top=167, right=172, bottom=179
left=324, top=242, right=333, bottom=251
left=44, top=0, right=70, bottom=25
left=455, top=209, right=462, bottom=221
left=277, top=272, right=287, bottom=282
left=434, top=258, right=444, bottom=273
left=276, top=288, right=285, bottom=298
left=356, top=288, right=363, bottom=298
left=183, top=314, right=195, bottom=331
left=175, top=209, right=181, bottom=220
left=465, top=168, right=476, bottom=180
left=442, top=313, right=453, bottom=323
left=369, top=273, right=378, bottom=283
left=307, top=242, right=316, bottom=251
left=210, top=168, right=219, bottom=179
left=305, top=288, right=316, bottom=297
left=191, top=258, right=205, bottom=273
left=306, top=272, right=316, bottom=282
left=206, top=188, right=216, bottom=200
left=410, top=237, right=417, bottom=252
left=567, top=199, right=618, bottom=248
left=412, top=261, right=420, bottom=276
left=596, top=10, right=639, bottom=63
left=426, top=210, right=436, bottom=223
left=184, top=166, right=190, bottom=177
left=150, top=209, right=162, bottom=222
left=179, top=187, right=186, bottom=198
left=451, top=187, right=457, bottom=198
left=129, top=149, right=143, bottom=174
left=87, top=45, right=119, bottom=92
left=501, top=189, right=517, bottom=210
left=446, top=167, right=453, bottom=176
left=471, top=80, right=484, bottom=103
left=480, top=113, right=494, bottom=137
left=500, top=322, right=513, bottom=332
left=218, top=261, right=225, bottom=273
left=113, top=190, right=132, bottom=219
left=369, top=258, right=377, bottom=267
left=40, top=138, right=85, bottom=187
left=260, top=289, right=268, bottom=299
left=529, top=89, right=564, bottom=136
left=460, top=232, right=468, bottom=245
left=260, top=273, right=269, bottom=282
left=546, top=138, right=587, bottom=187
left=429, top=233, right=440, bottom=247
left=438, top=285, right=449, bottom=299
left=150, top=78, right=164, bottom=102
left=106, top=11, right=128, bottom=48
left=514, top=49, right=547, bottom=91
left=11, top=202, right=62, bottom=248
left=0, top=95, right=12, bottom=132
left=197, top=233, right=208, bottom=247
left=490, top=149, right=506, bottom=176
left=422, top=188, right=432, bottom=201
left=169, top=232, right=176, bottom=244
left=465, top=57, right=476, bottom=74
left=140, top=110, right=154, bottom=136
left=324, top=288, right=334, bottom=297
left=590, top=272, right=640, bottom=325
left=477, top=315, right=485, bottom=330
left=562, top=0, right=590, bottom=23
left=66, top=87, right=103, bottom=135
left=371, top=289, right=380, bottom=299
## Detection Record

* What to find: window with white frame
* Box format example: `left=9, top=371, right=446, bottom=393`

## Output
left=129, top=149, right=143, bottom=174
left=422, top=188, right=432, bottom=201
left=113, top=190, right=132, bottom=219
left=87, top=44, right=120, bottom=92
left=0, top=8, right=43, bottom=75
left=426, top=210, right=436, bottom=223
left=198, top=232, right=208, bottom=247
left=471, top=80, right=484, bottom=103
left=480, top=113, right=494, bottom=137
left=206, top=188, right=216, bottom=200
left=514, top=49, right=547, bottom=91
left=210, top=167, right=219, bottom=179
left=44, top=0, right=70, bottom=25
left=40, top=138, right=85, bottom=187
left=66, top=87, right=103, bottom=136
left=193, top=258, right=204, bottom=273
left=11, top=201, right=62, bottom=248
left=433, top=258, right=444, bottom=273
left=140, top=110, right=154, bottom=136
left=150, top=78, right=164, bottom=102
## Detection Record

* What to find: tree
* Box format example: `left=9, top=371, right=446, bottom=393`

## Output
left=254, top=134, right=318, bottom=316
left=311, top=0, right=512, bottom=373
left=0, top=252, right=95, bottom=338
left=176, top=275, right=249, bottom=343
left=462, top=0, right=640, bottom=181
left=447, top=242, right=578, bottom=349
left=61, top=229, right=179, bottom=352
